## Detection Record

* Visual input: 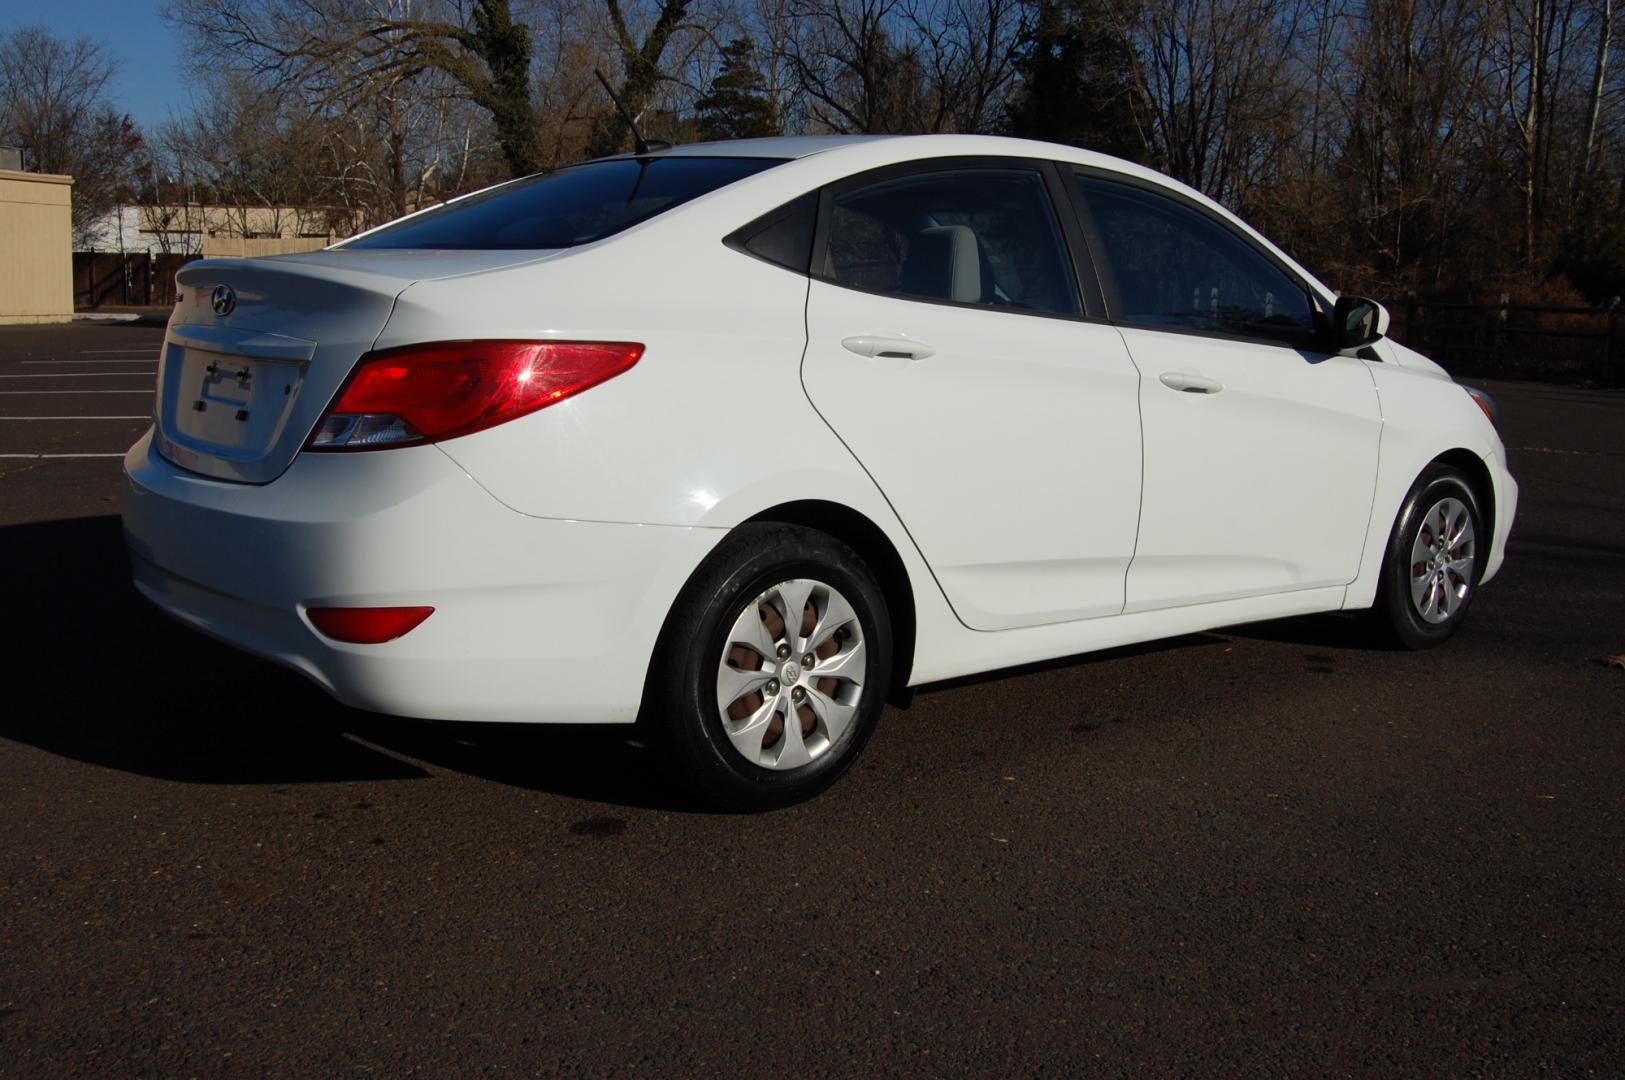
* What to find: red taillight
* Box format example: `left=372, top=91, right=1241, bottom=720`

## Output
left=307, top=340, right=643, bottom=450
left=307, top=606, right=435, bottom=644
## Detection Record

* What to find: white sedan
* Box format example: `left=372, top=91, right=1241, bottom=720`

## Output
left=122, top=135, right=1517, bottom=809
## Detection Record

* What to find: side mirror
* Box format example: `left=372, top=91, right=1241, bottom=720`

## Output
left=1328, top=295, right=1390, bottom=351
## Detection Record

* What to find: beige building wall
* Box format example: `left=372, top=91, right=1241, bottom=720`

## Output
left=196, top=205, right=349, bottom=258
left=84, top=203, right=353, bottom=258
left=0, top=168, right=74, bottom=324
left=202, top=235, right=330, bottom=259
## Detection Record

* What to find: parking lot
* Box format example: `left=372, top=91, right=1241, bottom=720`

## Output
left=1, top=320, right=1621, bottom=1075
left=0, top=320, right=164, bottom=523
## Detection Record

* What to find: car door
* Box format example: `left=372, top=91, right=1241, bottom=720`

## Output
left=1070, top=171, right=1383, bottom=614
left=801, top=160, right=1143, bottom=631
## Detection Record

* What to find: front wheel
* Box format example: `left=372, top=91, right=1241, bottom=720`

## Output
left=1377, top=465, right=1484, bottom=649
left=648, top=523, right=892, bottom=811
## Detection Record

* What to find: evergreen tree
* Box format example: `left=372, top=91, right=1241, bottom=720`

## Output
left=696, top=39, right=779, bottom=142
left=1005, top=0, right=1145, bottom=162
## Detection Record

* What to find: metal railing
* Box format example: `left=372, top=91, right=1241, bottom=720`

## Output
left=1387, top=294, right=1623, bottom=386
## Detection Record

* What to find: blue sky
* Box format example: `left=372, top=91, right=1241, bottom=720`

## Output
left=6, top=2, right=190, bottom=134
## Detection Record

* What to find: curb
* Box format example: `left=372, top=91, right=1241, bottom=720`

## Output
left=73, top=312, right=171, bottom=327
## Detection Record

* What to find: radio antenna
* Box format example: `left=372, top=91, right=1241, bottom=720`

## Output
left=593, top=69, right=668, bottom=157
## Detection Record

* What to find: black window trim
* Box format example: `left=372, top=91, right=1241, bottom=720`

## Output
left=722, top=190, right=820, bottom=274
left=1066, top=164, right=1333, bottom=354
left=806, top=155, right=1112, bottom=325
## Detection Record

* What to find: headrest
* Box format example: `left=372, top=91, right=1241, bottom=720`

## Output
left=901, top=225, right=983, bottom=304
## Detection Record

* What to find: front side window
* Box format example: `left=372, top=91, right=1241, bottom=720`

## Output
left=346, top=156, right=783, bottom=251
left=822, top=168, right=1081, bottom=317
left=1077, top=175, right=1317, bottom=345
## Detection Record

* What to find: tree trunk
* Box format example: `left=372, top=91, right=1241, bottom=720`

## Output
left=1580, top=0, right=1612, bottom=179
left=469, top=0, right=542, bottom=175
left=584, top=0, right=692, bottom=159
left=1522, top=0, right=1544, bottom=272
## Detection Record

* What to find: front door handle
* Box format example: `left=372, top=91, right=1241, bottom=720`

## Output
left=1158, top=371, right=1224, bottom=394
left=841, top=335, right=936, bottom=362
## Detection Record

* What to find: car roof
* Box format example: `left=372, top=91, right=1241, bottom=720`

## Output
left=607, top=133, right=1154, bottom=182
left=649, top=135, right=900, bottom=159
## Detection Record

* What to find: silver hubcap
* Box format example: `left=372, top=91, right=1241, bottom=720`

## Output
left=715, top=578, right=867, bottom=770
left=1409, top=496, right=1476, bottom=624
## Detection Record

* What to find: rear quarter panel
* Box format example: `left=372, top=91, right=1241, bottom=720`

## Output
left=374, top=216, right=877, bottom=531
left=370, top=182, right=968, bottom=683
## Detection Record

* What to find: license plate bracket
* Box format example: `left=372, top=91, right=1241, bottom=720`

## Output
left=168, top=345, right=304, bottom=453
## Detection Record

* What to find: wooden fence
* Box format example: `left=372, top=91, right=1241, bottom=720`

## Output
left=1386, top=295, right=1623, bottom=386
left=73, top=253, right=201, bottom=309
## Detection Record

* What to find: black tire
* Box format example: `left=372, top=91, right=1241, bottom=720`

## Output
left=1377, top=465, right=1485, bottom=649
left=647, top=522, right=892, bottom=811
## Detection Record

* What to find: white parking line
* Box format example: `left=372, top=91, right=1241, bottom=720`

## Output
left=0, top=415, right=148, bottom=420
left=0, top=372, right=155, bottom=378
left=0, top=453, right=127, bottom=458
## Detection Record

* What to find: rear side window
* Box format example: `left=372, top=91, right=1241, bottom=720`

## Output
left=725, top=192, right=818, bottom=272
left=820, top=168, right=1081, bottom=317
left=1076, top=175, right=1317, bottom=345
left=346, top=157, right=784, bottom=250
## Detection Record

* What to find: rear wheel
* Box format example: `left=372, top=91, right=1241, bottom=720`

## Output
left=649, top=523, right=891, bottom=811
left=1377, top=465, right=1483, bottom=649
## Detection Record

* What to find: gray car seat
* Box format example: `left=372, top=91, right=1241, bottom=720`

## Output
left=900, top=225, right=992, bottom=304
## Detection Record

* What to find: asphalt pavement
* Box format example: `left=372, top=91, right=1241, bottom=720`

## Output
left=1, top=321, right=1621, bottom=1076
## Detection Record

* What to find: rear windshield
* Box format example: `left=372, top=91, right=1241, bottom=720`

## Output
left=344, top=156, right=784, bottom=250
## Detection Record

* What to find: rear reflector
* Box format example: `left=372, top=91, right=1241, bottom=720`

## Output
left=308, top=339, right=643, bottom=450
left=307, top=606, right=435, bottom=644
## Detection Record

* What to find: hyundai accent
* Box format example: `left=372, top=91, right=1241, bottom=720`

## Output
left=122, top=135, right=1518, bottom=809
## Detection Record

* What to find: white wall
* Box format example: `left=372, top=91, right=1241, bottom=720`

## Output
left=77, top=205, right=203, bottom=256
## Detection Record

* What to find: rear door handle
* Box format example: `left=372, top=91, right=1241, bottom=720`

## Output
left=1158, top=371, right=1224, bottom=394
left=841, top=335, right=936, bottom=362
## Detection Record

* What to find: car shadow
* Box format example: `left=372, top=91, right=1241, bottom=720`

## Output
left=0, top=513, right=700, bottom=809
left=914, top=610, right=1401, bottom=697
left=1219, top=611, right=1402, bottom=651
left=1, top=514, right=429, bottom=785
left=345, top=717, right=703, bottom=812
left=915, top=632, right=1232, bottom=696
left=3, top=514, right=1411, bottom=807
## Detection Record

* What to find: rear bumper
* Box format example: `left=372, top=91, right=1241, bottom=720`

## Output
left=121, top=430, right=724, bottom=723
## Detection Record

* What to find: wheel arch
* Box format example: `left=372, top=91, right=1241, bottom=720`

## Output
left=1346, top=440, right=1502, bottom=612
left=740, top=500, right=917, bottom=708
left=636, top=498, right=921, bottom=729
left=1431, top=447, right=1496, bottom=549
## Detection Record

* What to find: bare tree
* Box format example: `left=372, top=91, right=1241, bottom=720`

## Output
left=156, top=76, right=319, bottom=240
left=583, top=0, right=703, bottom=155
left=529, top=0, right=613, bottom=165
left=1331, top=0, right=1496, bottom=292
left=0, top=25, right=148, bottom=246
left=1105, top=0, right=1311, bottom=206
left=779, top=0, right=1026, bottom=133
left=315, top=66, right=489, bottom=220
left=1497, top=0, right=1596, bottom=270
left=166, top=0, right=544, bottom=176
left=782, top=0, right=924, bottom=131
left=111, top=0, right=1625, bottom=299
